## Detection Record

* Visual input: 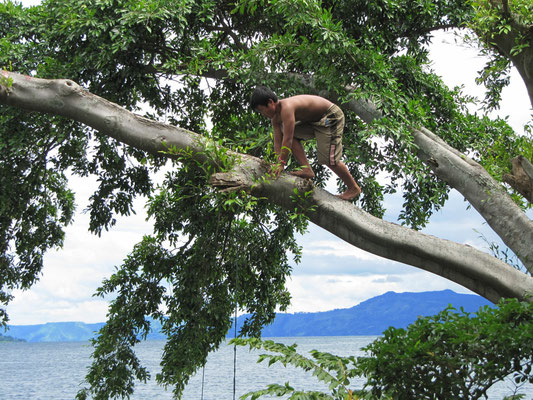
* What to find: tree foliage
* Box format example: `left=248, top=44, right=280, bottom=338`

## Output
left=1, top=0, right=532, bottom=397
left=74, top=144, right=304, bottom=398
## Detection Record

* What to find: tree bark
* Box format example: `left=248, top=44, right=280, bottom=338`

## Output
left=2, top=71, right=533, bottom=303
left=493, top=33, right=533, bottom=109
left=503, top=156, right=533, bottom=203
left=413, top=128, right=533, bottom=273
left=247, top=175, right=533, bottom=303
left=317, top=87, right=533, bottom=273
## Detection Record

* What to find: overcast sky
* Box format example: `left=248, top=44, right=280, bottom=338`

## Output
left=5, top=5, right=532, bottom=324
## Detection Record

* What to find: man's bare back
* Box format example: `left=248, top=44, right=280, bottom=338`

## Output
left=275, top=95, right=333, bottom=124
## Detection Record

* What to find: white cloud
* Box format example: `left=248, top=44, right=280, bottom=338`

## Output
left=428, top=30, right=531, bottom=132
left=6, top=176, right=154, bottom=325
left=285, top=272, right=472, bottom=313
left=303, top=240, right=387, bottom=262
left=8, top=292, right=109, bottom=325
left=19, top=0, right=41, bottom=6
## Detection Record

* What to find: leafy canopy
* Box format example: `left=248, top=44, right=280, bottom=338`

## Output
left=1, top=0, right=532, bottom=397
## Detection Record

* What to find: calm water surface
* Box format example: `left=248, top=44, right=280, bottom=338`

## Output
left=0, top=337, right=531, bottom=399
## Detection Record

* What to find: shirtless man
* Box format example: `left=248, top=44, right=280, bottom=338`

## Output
left=250, top=86, right=361, bottom=201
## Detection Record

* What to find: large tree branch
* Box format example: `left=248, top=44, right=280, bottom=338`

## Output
left=0, top=71, right=202, bottom=157
left=413, top=127, right=533, bottom=273
left=247, top=175, right=532, bottom=303
left=316, top=84, right=533, bottom=273
left=2, top=71, right=532, bottom=303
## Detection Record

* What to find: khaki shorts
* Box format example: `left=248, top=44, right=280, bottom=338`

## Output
left=294, top=104, right=344, bottom=165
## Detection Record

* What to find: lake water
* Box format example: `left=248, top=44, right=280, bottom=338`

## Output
left=0, top=337, right=531, bottom=399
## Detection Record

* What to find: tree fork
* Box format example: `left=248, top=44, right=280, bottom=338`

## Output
left=1, top=71, right=533, bottom=303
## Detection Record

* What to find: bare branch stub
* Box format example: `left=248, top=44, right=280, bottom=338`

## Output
left=503, top=156, right=533, bottom=203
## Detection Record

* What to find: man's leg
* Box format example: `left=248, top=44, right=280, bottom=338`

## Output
left=328, top=161, right=361, bottom=201
left=290, top=139, right=315, bottom=179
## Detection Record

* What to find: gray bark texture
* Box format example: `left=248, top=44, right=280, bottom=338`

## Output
left=2, top=71, right=533, bottom=303
left=322, top=87, right=533, bottom=274
left=413, top=128, right=533, bottom=273
left=503, top=156, right=533, bottom=203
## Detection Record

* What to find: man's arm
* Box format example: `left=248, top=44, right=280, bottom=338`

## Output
left=270, top=120, right=285, bottom=178
left=278, top=106, right=295, bottom=164
left=273, top=121, right=283, bottom=156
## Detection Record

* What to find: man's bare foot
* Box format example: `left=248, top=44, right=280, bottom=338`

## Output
left=337, top=186, right=361, bottom=201
left=290, top=169, right=315, bottom=179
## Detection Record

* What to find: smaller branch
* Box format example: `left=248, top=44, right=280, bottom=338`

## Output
left=501, top=0, right=511, bottom=18
left=502, top=156, right=533, bottom=203
left=495, top=0, right=531, bottom=32
left=204, top=21, right=248, bottom=52
left=219, top=18, right=249, bottom=52
left=417, top=127, right=480, bottom=168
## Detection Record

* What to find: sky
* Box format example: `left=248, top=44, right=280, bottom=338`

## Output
left=5, top=5, right=533, bottom=325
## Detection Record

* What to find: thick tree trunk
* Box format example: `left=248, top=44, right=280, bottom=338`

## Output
left=2, top=71, right=533, bottom=303
left=485, top=14, right=533, bottom=108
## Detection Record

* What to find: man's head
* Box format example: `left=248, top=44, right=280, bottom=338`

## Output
left=250, top=86, right=278, bottom=118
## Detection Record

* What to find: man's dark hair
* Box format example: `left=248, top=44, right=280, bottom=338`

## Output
left=250, top=86, right=278, bottom=109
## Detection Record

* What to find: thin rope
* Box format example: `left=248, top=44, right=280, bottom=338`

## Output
left=233, top=258, right=239, bottom=400
left=200, top=213, right=227, bottom=400
left=200, top=366, right=205, bottom=400
left=199, top=213, right=239, bottom=400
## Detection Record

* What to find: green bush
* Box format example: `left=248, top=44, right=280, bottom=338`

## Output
left=235, top=298, right=533, bottom=400
left=361, top=298, right=533, bottom=399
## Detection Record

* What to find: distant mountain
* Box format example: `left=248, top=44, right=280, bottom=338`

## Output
left=6, top=321, right=106, bottom=343
left=0, top=334, right=25, bottom=342
left=239, top=289, right=492, bottom=337
left=5, top=320, right=166, bottom=343
left=6, top=290, right=492, bottom=342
